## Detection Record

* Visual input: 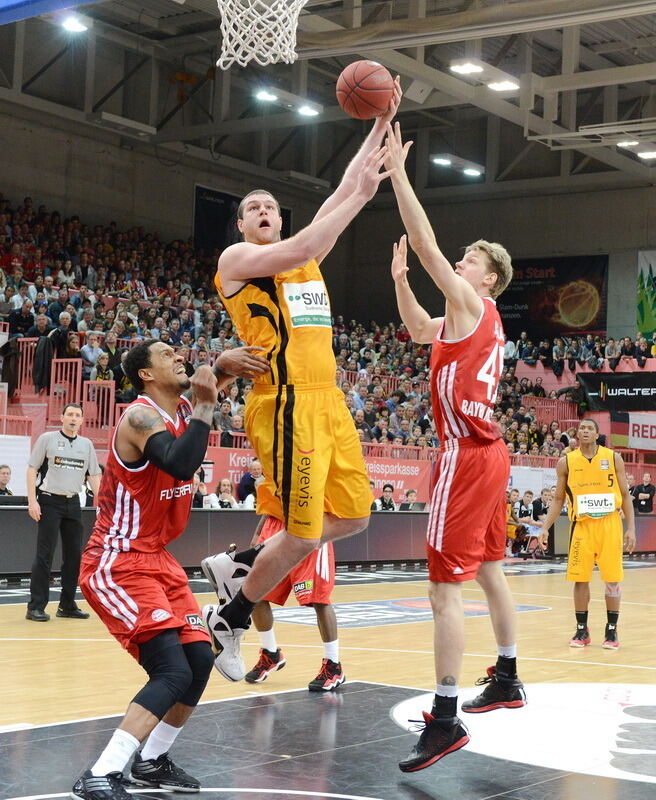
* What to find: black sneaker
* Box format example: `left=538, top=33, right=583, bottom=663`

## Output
left=308, top=659, right=345, bottom=692
left=398, top=713, right=470, bottom=772
left=130, top=752, right=200, bottom=792
left=569, top=626, right=591, bottom=647
left=603, top=624, right=620, bottom=649
left=71, top=770, right=132, bottom=800
left=461, top=666, right=527, bottom=713
left=245, top=648, right=286, bottom=683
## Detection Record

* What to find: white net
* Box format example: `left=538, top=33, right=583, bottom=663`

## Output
left=215, top=0, right=308, bottom=70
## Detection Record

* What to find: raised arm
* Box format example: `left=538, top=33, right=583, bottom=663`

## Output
left=117, top=366, right=219, bottom=481
left=390, top=235, right=442, bottom=344
left=384, top=122, right=481, bottom=318
left=312, top=77, right=401, bottom=227
left=219, top=146, right=393, bottom=282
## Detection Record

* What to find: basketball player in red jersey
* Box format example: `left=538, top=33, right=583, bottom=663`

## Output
left=384, top=123, right=526, bottom=772
left=71, top=339, right=269, bottom=800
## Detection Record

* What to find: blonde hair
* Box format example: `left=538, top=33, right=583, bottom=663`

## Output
left=465, top=240, right=513, bottom=298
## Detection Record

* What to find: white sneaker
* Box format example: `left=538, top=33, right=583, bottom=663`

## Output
left=201, top=603, right=247, bottom=682
left=201, top=549, right=250, bottom=602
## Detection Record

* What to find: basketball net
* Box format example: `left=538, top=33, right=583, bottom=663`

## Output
left=215, top=0, right=308, bottom=69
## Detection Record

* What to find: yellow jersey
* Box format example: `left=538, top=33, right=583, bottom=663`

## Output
left=215, top=259, right=336, bottom=386
left=565, top=445, right=622, bottom=521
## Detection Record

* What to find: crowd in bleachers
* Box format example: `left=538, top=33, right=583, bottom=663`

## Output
left=0, top=190, right=649, bottom=461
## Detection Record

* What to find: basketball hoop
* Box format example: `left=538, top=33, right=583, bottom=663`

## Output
left=215, top=0, right=308, bottom=70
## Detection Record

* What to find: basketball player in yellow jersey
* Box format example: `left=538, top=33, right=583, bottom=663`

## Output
left=539, top=419, right=635, bottom=649
left=200, top=80, right=402, bottom=683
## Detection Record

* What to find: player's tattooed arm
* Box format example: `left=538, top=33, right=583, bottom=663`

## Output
left=126, top=405, right=164, bottom=433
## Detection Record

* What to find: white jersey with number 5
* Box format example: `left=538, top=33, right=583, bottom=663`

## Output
left=429, top=296, right=505, bottom=443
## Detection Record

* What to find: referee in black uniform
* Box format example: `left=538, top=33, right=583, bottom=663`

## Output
left=26, top=403, right=102, bottom=622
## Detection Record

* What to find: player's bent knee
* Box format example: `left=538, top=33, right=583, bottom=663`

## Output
left=604, top=582, right=622, bottom=598
left=178, top=641, right=214, bottom=707
left=133, top=630, right=194, bottom=718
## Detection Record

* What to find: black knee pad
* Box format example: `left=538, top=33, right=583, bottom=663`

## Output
left=178, top=641, right=214, bottom=708
left=132, top=630, right=193, bottom=719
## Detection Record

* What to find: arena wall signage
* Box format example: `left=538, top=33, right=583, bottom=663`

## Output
left=497, top=254, right=608, bottom=341
left=578, top=373, right=656, bottom=411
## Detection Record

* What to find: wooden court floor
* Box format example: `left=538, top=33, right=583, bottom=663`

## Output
left=2, top=562, right=655, bottom=728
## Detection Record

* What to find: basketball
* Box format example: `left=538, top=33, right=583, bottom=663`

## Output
left=336, top=60, right=395, bottom=120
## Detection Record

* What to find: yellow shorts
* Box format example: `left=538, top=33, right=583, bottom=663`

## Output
left=566, top=512, right=624, bottom=583
left=245, top=383, right=372, bottom=538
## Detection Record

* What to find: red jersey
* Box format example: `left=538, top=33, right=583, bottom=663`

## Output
left=429, top=296, right=504, bottom=444
left=87, top=395, right=195, bottom=553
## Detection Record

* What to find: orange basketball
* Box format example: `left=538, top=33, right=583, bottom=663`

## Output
left=336, top=60, right=395, bottom=120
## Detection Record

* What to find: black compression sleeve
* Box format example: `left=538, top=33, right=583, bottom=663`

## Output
left=143, top=418, right=211, bottom=481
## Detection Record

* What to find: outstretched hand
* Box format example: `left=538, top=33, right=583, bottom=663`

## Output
left=384, top=121, right=413, bottom=174
left=217, top=346, right=270, bottom=379
left=374, top=75, right=403, bottom=129
left=391, top=235, right=409, bottom=283
left=355, top=145, right=395, bottom=202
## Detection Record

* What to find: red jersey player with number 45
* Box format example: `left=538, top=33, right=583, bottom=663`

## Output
left=384, top=121, right=526, bottom=774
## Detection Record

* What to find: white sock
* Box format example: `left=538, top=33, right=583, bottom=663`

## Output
left=435, top=683, right=459, bottom=697
left=140, top=721, right=182, bottom=761
left=91, top=729, right=140, bottom=776
left=498, top=644, right=517, bottom=658
left=259, top=629, right=278, bottom=653
left=323, top=640, right=339, bottom=663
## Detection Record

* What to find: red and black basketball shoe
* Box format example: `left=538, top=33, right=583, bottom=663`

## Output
left=569, top=626, right=592, bottom=647
left=245, top=648, right=286, bottom=683
left=398, top=713, right=470, bottom=772
left=308, top=659, right=345, bottom=692
left=461, top=666, right=527, bottom=713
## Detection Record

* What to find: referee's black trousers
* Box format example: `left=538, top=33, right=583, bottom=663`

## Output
left=28, top=493, right=83, bottom=612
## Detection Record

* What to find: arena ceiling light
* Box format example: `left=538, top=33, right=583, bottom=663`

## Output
left=616, top=140, right=639, bottom=148
left=637, top=149, right=656, bottom=160
left=449, top=58, right=520, bottom=92
left=61, top=14, right=90, bottom=32
left=254, top=88, right=322, bottom=117
left=431, top=153, right=485, bottom=177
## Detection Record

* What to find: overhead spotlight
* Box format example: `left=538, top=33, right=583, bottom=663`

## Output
left=449, top=61, right=484, bottom=75
left=62, top=15, right=88, bottom=32
left=431, top=153, right=485, bottom=177
left=637, top=150, right=656, bottom=160
left=449, top=57, right=520, bottom=94
left=616, top=140, right=639, bottom=148
left=297, top=105, right=320, bottom=117
left=487, top=80, right=520, bottom=92
left=255, top=89, right=278, bottom=102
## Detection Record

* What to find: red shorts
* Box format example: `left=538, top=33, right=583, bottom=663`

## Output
left=258, top=516, right=335, bottom=607
left=426, top=437, right=509, bottom=583
left=79, top=546, right=210, bottom=660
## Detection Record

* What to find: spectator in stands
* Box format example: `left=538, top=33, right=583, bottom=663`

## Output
left=207, top=478, right=239, bottom=509
left=635, top=339, right=650, bottom=368
left=8, top=299, right=34, bottom=337
left=634, top=473, right=655, bottom=514
left=620, top=336, right=636, bottom=360
left=605, top=337, right=621, bottom=370
left=503, top=334, right=517, bottom=365
left=374, top=483, right=396, bottom=511
left=521, top=340, right=538, bottom=365
left=353, top=408, right=373, bottom=442
left=80, top=333, right=104, bottom=379
left=10, top=283, right=30, bottom=310
left=537, top=339, right=552, bottom=368
left=0, top=464, right=12, bottom=495
left=237, top=458, right=263, bottom=504
left=213, top=399, right=233, bottom=433
left=551, top=338, right=566, bottom=377
left=192, top=472, right=210, bottom=509
left=26, top=313, right=52, bottom=338
left=102, top=330, right=121, bottom=371
left=226, top=384, right=244, bottom=416
left=47, top=311, right=74, bottom=357
left=89, top=352, right=113, bottom=382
